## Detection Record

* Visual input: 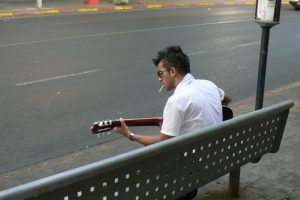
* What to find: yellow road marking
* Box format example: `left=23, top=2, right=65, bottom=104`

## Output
left=115, top=5, right=133, bottom=10
left=78, top=8, right=99, bottom=12
left=35, top=10, right=59, bottom=15
left=176, top=3, right=190, bottom=7
left=0, top=12, right=13, bottom=17
left=198, top=2, right=213, bottom=6
left=147, top=4, right=162, bottom=9
left=223, top=2, right=235, bottom=5
left=244, top=2, right=256, bottom=4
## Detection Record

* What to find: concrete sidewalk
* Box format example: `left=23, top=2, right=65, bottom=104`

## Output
left=0, top=0, right=261, bottom=18
left=0, top=81, right=299, bottom=199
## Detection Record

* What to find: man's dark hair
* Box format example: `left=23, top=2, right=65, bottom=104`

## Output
left=152, top=45, right=190, bottom=75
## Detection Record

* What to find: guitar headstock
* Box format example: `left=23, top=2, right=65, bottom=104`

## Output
left=90, top=120, right=114, bottom=134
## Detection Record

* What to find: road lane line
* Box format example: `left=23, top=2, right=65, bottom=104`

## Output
left=0, top=19, right=252, bottom=48
left=188, top=41, right=260, bottom=56
left=187, top=51, right=208, bottom=56
left=237, top=41, right=260, bottom=47
left=15, top=69, right=100, bottom=86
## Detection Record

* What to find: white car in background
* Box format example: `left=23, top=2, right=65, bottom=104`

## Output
left=289, top=0, right=300, bottom=9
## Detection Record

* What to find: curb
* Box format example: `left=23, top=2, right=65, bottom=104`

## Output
left=0, top=1, right=292, bottom=18
left=0, top=1, right=262, bottom=18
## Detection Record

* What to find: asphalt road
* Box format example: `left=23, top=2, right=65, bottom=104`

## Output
left=0, top=5, right=299, bottom=174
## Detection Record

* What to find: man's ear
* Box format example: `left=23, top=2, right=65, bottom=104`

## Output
left=170, top=67, right=177, bottom=77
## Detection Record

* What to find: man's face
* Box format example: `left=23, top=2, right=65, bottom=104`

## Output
left=157, top=61, right=175, bottom=91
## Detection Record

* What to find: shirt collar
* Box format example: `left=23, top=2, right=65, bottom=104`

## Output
left=174, top=73, right=195, bottom=94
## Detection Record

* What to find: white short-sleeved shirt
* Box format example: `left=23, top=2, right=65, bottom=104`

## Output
left=161, top=73, right=224, bottom=137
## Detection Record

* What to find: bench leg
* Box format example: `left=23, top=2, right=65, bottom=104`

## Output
left=229, top=167, right=240, bottom=198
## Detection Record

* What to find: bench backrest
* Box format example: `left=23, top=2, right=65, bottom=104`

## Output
left=0, top=100, right=294, bottom=200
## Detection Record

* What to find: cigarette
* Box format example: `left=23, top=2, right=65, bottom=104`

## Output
left=159, top=85, right=164, bottom=93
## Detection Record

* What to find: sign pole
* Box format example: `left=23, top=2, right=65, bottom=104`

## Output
left=252, top=0, right=281, bottom=163
left=255, top=23, right=273, bottom=110
left=254, top=0, right=281, bottom=110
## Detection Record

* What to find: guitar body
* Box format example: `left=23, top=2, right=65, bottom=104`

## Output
left=222, top=105, right=233, bottom=121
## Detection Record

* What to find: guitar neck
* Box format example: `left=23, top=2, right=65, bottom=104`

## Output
left=113, top=117, right=163, bottom=127
left=91, top=117, right=163, bottom=134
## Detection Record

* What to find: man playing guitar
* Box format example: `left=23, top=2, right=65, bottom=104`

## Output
left=112, top=46, right=231, bottom=200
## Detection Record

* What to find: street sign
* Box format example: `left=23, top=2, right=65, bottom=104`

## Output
left=255, top=0, right=281, bottom=24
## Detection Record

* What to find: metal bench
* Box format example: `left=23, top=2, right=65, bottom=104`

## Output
left=0, top=100, right=294, bottom=200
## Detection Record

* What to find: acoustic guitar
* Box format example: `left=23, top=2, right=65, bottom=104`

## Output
left=90, top=106, right=233, bottom=134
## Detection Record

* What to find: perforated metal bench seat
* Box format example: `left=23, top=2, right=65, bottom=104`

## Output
left=0, top=100, right=294, bottom=200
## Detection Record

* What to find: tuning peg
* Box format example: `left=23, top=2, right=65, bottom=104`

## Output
left=104, top=120, right=111, bottom=125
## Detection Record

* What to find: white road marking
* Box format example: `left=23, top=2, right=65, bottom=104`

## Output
left=187, top=51, right=208, bottom=56
left=15, top=69, right=100, bottom=86
left=0, top=19, right=252, bottom=48
left=187, top=41, right=259, bottom=56
left=237, top=41, right=260, bottom=47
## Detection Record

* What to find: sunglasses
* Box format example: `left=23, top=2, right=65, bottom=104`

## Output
left=157, top=69, right=169, bottom=78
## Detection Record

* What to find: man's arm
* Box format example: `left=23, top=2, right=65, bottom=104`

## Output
left=114, top=118, right=173, bottom=146
left=222, top=92, right=232, bottom=105
left=131, top=133, right=173, bottom=146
